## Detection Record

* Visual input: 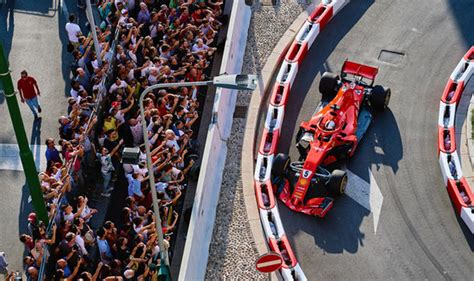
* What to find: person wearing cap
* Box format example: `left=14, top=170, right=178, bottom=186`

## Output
left=17, top=70, right=42, bottom=119
left=27, top=213, right=41, bottom=241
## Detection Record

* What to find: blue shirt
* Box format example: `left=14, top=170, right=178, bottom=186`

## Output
left=45, top=147, right=61, bottom=163
left=127, top=174, right=143, bottom=197
left=97, top=238, right=113, bottom=260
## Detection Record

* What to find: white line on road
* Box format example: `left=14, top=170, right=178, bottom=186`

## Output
left=0, top=144, right=48, bottom=172
left=345, top=168, right=384, bottom=234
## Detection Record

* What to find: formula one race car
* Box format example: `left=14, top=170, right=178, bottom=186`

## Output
left=272, top=60, right=391, bottom=217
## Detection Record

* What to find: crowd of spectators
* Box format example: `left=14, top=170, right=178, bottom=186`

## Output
left=18, top=0, right=224, bottom=279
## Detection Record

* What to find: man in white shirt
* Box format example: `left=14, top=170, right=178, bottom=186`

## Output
left=65, top=14, right=82, bottom=49
left=109, top=78, right=128, bottom=94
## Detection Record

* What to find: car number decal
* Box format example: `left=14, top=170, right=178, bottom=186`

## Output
left=302, top=169, right=312, bottom=178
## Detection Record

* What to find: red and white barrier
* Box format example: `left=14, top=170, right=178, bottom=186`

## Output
left=260, top=208, right=286, bottom=239
left=438, top=102, right=456, bottom=128
left=264, top=105, right=285, bottom=131
left=460, top=207, right=474, bottom=233
left=276, top=61, right=299, bottom=87
left=270, top=82, right=291, bottom=107
left=439, top=151, right=463, bottom=185
left=438, top=47, right=474, bottom=234
left=259, top=128, right=280, bottom=156
left=255, top=180, right=277, bottom=210
left=295, top=21, right=320, bottom=49
left=254, top=154, right=274, bottom=182
left=437, top=126, right=456, bottom=154
left=253, top=1, right=350, bottom=279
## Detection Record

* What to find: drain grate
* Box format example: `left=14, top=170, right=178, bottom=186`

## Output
left=378, top=50, right=405, bottom=65
left=233, top=106, right=248, bottom=119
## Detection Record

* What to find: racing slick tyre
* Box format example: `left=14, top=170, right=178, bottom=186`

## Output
left=370, top=85, right=391, bottom=111
left=327, top=169, right=347, bottom=195
left=272, top=153, right=290, bottom=178
left=319, top=72, right=340, bottom=101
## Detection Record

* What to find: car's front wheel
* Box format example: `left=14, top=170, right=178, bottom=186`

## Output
left=327, top=169, right=347, bottom=195
left=272, top=153, right=290, bottom=178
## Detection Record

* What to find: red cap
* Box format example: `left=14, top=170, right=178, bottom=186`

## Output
left=28, top=213, right=36, bottom=222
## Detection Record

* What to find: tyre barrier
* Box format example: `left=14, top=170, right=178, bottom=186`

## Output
left=253, top=0, right=350, bottom=279
left=438, top=46, right=474, bottom=233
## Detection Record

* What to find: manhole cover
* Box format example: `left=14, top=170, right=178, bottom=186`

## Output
left=378, top=50, right=405, bottom=65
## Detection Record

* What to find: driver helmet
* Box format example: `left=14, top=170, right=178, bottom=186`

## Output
left=325, top=120, right=336, bottom=130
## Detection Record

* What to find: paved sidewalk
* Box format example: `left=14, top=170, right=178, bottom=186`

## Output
left=457, top=79, right=474, bottom=186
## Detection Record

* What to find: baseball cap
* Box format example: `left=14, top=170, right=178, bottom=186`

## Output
left=27, top=213, right=36, bottom=222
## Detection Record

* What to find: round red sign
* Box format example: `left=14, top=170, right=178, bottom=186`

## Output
left=255, top=252, right=283, bottom=273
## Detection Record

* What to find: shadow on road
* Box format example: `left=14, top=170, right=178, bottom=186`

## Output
left=0, top=0, right=15, bottom=59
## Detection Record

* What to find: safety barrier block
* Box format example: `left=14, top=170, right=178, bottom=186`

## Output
left=329, top=0, right=349, bottom=15
left=276, top=61, right=299, bottom=87
left=450, top=57, right=472, bottom=82
left=285, top=40, right=309, bottom=64
left=259, top=208, right=286, bottom=239
left=438, top=102, right=456, bottom=128
left=259, top=128, right=280, bottom=156
left=447, top=178, right=474, bottom=214
left=270, top=82, right=291, bottom=107
left=292, top=263, right=308, bottom=281
left=254, top=153, right=274, bottom=182
left=439, top=151, right=463, bottom=185
left=308, top=4, right=333, bottom=29
left=280, top=268, right=294, bottom=281
left=460, top=207, right=474, bottom=233
left=268, top=236, right=298, bottom=269
left=463, top=46, right=474, bottom=61
left=459, top=62, right=474, bottom=83
left=255, top=180, right=276, bottom=210
left=296, top=20, right=320, bottom=49
left=264, top=105, right=285, bottom=131
left=437, top=126, right=456, bottom=154
left=441, top=79, right=464, bottom=104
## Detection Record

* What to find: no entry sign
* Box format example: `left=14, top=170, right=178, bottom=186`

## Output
left=255, top=252, right=283, bottom=273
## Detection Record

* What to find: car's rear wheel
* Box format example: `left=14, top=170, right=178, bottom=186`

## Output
left=327, top=169, right=347, bottom=195
left=272, top=153, right=290, bottom=178
left=370, top=85, right=391, bottom=111
left=319, top=72, right=340, bottom=101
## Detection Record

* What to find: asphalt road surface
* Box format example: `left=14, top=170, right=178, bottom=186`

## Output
left=276, top=0, right=474, bottom=279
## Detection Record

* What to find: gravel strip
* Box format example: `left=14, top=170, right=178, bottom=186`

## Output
left=205, top=1, right=312, bottom=279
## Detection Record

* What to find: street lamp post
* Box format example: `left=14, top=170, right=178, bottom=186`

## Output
left=138, top=74, right=256, bottom=278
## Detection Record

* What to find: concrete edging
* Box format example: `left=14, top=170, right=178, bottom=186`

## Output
left=241, top=0, right=318, bottom=264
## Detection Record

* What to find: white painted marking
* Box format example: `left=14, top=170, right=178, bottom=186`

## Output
left=256, top=259, right=282, bottom=268
left=345, top=168, right=384, bottom=234
left=0, top=144, right=49, bottom=172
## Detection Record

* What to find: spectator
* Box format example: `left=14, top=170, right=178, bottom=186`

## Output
left=65, top=14, right=82, bottom=50
left=97, top=227, right=113, bottom=264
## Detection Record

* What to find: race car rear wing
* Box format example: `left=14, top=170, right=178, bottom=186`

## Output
left=341, top=60, right=378, bottom=86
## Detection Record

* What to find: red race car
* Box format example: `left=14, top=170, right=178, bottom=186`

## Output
left=272, top=60, right=391, bottom=217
